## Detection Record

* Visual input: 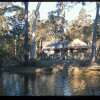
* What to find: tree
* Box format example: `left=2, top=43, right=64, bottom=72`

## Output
left=0, top=2, right=13, bottom=35
left=66, top=7, right=92, bottom=43
left=23, top=2, right=29, bottom=65
left=7, top=6, right=25, bottom=59
left=0, top=15, right=8, bottom=36
left=0, top=3, right=27, bottom=65
left=30, top=2, right=41, bottom=60
left=48, top=2, right=67, bottom=40
left=90, top=2, right=100, bottom=65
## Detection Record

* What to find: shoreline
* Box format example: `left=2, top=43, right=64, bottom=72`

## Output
left=0, top=59, right=70, bottom=74
left=0, top=59, right=100, bottom=74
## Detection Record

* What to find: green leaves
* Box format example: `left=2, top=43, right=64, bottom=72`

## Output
left=6, top=5, right=23, bottom=12
left=0, top=15, right=8, bottom=35
left=66, top=7, right=92, bottom=41
left=0, top=2, right=13, bottom=15
left=48, top=2, right=67, bottom=40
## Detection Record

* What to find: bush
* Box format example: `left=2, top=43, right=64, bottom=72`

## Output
left=0, top=48, right=8, bottom=66
left=37, top=51, right=48, bottom=60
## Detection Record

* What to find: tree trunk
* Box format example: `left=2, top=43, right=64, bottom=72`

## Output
left=24, top=2, right=29, bottom=65
left=14, top=38, right=17, bottom=56
left=61, top=3, right=65, bottom=59
left=30, top=2, right=41, bottom=60
left=90, top=3, right=100, bottom=65
left=40, top=39, right=43, bottom=50
left=31, top=17, right=37, bottom=59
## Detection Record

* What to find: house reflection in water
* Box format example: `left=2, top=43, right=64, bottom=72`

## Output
left=68, top=67, right=100, bottom=95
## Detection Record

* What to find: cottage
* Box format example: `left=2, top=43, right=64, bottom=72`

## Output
left=42, top=40, right=69, bottom=59
left=67, top=38, right=91, bottom=60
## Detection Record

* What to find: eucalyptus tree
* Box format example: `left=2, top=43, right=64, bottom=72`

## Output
left=0, top=3, right=25, bottom=37
left=48, top=2, right=67, bottom=41
left=66, top=7, right=92, bottom=42
left=30, top=2, right=41, bottom=60
left=36, top=20, right=54, bottom=50
left=48, top=2, right=80, bottom=40
left=90, top=2, right=100, bottom=65
left=0, top=3, right=23, bottom=43
left=0, top=2, right=13, bottom=35
left=23, top=2, right=29, bottom=64
left=7, top=6, right=25, bottom=58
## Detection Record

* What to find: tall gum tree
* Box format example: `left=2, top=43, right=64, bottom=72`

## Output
left=90, top=2, right=100, bottom=65
left=23, top=2, right=29, bottom=65
left=30, top=2, right=41, bottom=60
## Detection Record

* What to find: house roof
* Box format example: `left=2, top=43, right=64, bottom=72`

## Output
left=42, top=40, right=70, bottom=51
left=42, top=41, right=55, bottom=50
left=47, top=40, right=69, bottom=48
left=43, top=39, right=91, bottom=51
left=68, top=38, right=87, bottom=47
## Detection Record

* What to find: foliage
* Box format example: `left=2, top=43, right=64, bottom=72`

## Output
left=0, top=4, right=26, bottom=65
left=0, top=2, right=13, bottom=15
left=48, top=2, right=67, bottom=40
left=5, top=5, right=26, bottom=62
left=66, top=7, right=92, bottom=43
left=0, top=37, right=11, bottom=66
left=36, top=20, right=50, bottom=41
left=0, top=15, right=9, bottom=36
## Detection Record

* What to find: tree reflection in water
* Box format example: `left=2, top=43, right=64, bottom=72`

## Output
left=2, top=72, right=24, bottom=96
left=0, top=73, right=4, bottom=95
left=34, top=73, right=57, bottom=96
left=23, top=75, right=29, bottom=96
left=0, top=68, right=100, bottom=96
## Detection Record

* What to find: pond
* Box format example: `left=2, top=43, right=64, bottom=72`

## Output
left=0, top=67, right=100, bottom=96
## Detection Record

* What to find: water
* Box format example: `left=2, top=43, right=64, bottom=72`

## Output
left=0, top=67, right=100, bottom=96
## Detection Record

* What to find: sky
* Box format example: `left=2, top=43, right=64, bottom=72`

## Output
left=14, top=2, right=96, bottom=21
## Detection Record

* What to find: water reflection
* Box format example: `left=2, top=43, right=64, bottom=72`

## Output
left=0, top=71, right=68, bottom=96
left=68, top=73, right=87, bottom=95
left=34, top=72, right=64, bottom=96
left=0, top=73, right=4, bottom=95
left=68, top=67, right=100, bottom=95
left=34, top=73, right=56, bottom=96
left=2, top=72, right=25, bottom=96
left=0, top=67, right=100, bottom=96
